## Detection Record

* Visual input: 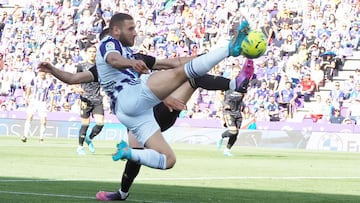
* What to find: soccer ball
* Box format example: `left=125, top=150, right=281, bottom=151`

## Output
left=241, top=30, right=267, bottom=59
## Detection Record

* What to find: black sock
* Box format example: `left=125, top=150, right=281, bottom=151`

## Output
left=227, top=132, right=239, bottom=149
left=89, top=124, right=104, bottom=139
left=190, top=74, right=230, bottom=90
left=120, top=160, right=141, bottom=193
left=79, top=125, right=89, bottom=146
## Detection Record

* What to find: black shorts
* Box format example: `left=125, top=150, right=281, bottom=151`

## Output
left=153, top=102, right=180, bottom=132
left=223, top=111, right=242, bottom=129
left=80, top=100, right=104, bottom=118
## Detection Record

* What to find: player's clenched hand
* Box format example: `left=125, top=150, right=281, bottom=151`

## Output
left=130, top=59, right=149, bottom=74
left=163, top=96, right=186, bottom=112
left=37, top=62, right=54, bottom=73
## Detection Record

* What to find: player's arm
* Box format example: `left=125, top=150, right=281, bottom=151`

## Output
left=101, top=39, right=149, bottom=74
left=134, top=53, right=196, bottom=70
left=38, top=62, right=94, bottom=84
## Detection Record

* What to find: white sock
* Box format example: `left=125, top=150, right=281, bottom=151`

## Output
left=184, top=46, right=229, bottom=78
left=118, top=190, right=128, bottom=198
left=130, top=148, right=167, bottom=169
left=23, top=120, right=30, bottom=138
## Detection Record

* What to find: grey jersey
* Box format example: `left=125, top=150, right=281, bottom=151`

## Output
left=224, top=90, right=244, bottom=117
left=76, top=62, right=103, bottom=104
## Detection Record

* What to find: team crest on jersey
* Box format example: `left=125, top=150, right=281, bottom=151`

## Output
left=105, top=41, right=115, bottom=51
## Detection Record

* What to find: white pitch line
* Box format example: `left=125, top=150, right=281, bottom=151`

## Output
left=0, top=190, right=173, bottom=203
left=1, top=176, right=360, bottom=183
left=137, top=176, right=360, bottom=181
left=0, top=190, right=94, bottom=200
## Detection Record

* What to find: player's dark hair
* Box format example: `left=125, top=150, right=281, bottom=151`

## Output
left=109, top=13, right=133, bottom=29
left=99, top=28, right=109, bottom=40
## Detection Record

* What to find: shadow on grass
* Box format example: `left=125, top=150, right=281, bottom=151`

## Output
left=1, top=177, right=359, bottom=203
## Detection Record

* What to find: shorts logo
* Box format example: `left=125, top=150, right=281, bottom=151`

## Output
left=105, top=42, right=115, bottom=51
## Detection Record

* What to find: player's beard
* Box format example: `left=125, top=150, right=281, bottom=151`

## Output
left=119, top=34, right=134, bottom=47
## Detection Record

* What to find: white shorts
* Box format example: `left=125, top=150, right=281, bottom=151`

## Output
left=113, top=79, right=161, bottom=146
left=27, top=100, right=48, bottom=118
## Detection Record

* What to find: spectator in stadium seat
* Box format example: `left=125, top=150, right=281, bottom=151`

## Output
left=300, top=73, right=316, bottom=102
left=260, top=20, right=274, bottom=45
left=253, top=95, right=267, bottom=113
left=266, top=95, right=280, bottom=121
left=320, top=53, right=336, bottom=81
left=279, top=34, right=297, bottom=60
left=265, top=59, right=279, bottom=81
left=347, top=82, right=360, bottom=124
left=328, top=81, right=345, bottom=108
left=241, top=105, right=256, bottom=129
left=255, top=104, right=270, bottom=122
left=329, top=107, right=345, bottom=124
left=267, top=73, right=279, bottom=94
left=309, top=94, right=326, bottom=122
left=343, top=75, right=356, bottom=100
left=250, top=60, right=267, bottom=88
left=288, top=63, right=302, bottom=85
left=323, top=97, right=336, bottom=121
left=354, top=68, right=360, bottom=84
left=310, top=62, right=324, bottom=92
left=254, top=81, right=270, bottom=101
left=278, top=81, right=297, bottom=119
left=350, top=23, right=360, bottom=50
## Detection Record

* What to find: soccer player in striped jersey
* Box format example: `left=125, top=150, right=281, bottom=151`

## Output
left=21, top=71, right=55, bottom=143
left=38, top=54, right=251, bottom=201
left=37, top=13, right=252, bottom=199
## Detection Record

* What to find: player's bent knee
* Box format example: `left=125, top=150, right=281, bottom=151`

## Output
left=166, top=154, right=176, bottom=169
left=228, top=129, right=239, bottom=136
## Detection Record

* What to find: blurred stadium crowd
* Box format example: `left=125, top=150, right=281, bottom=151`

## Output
left=0, top=0, right=360, bottom=125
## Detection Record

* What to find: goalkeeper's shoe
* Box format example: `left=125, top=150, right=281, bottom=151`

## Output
left=228, top=20, right=250, bottom=57
left=223, top=148, right=234, bottom=157
left=85, top=137, right=95, bottom=153
left=112, top=140, right=132, bottom=161
left=96, top=191, right=129, bottom=201
left=77, top=146, right=86, bottom=156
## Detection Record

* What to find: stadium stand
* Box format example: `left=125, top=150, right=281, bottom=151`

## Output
left=0, top=0, right=359, bottom=126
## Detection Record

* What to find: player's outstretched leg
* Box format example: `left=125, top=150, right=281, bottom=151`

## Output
left=228, top=20, right=250, bottom=57
left=112, top=140, right=132, bottom=161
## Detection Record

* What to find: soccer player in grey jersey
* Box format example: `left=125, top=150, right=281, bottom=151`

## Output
left=75, top=45, right=104, bottom=155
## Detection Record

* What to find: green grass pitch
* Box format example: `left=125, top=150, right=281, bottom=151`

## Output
left=1, top=136, right=360, bottom=203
